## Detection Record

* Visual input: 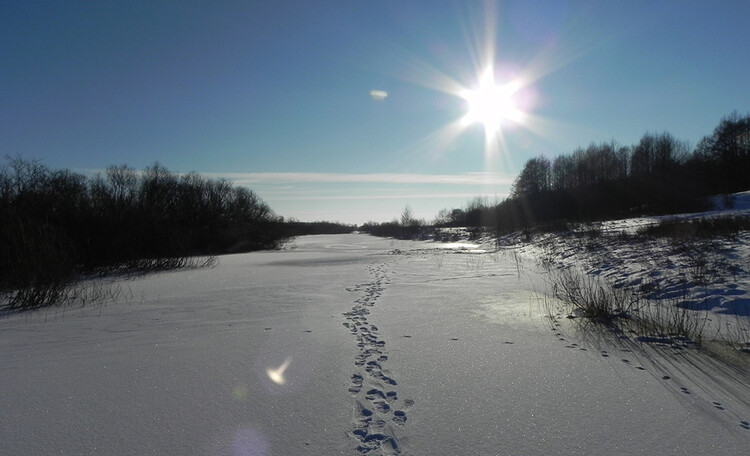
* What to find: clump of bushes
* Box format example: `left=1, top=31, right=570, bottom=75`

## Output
left=360, top=205, right=426, bottom=240
left=0, top=157, right=286, bottom=310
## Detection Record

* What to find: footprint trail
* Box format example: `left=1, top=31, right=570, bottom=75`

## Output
left=344, top=263, right=412, bottom=455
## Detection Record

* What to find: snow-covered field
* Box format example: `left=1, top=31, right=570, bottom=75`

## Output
left=3, top=223, right=750, bottom=454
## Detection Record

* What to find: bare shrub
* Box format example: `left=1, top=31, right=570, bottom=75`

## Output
left=0, top=217, right=77, bottom=310
left=552, top=269, right=641, bottom=324
left=549, top=268, right=712, bottom=345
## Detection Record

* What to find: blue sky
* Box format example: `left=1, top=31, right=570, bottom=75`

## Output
left=3, top=1, right=749, bottom=224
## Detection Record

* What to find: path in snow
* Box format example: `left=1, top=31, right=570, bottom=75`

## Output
left=343, top=262, right=414, bottom=454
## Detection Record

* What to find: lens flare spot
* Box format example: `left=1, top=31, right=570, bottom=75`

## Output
left=231, top=427, right=270, bottom=456
left=266, top=357, right=292, bottom=385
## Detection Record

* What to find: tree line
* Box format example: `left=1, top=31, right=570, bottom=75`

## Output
left=428, top=111, right=750, bottom=234
left=359, top=205, right=425, bottom=239
left=0, top=159, right=294, bottom=309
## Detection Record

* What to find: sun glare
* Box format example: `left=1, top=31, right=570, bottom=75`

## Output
left=391, top=2, right=580, bottom=163
left=460, top=68, right=525, bottom=136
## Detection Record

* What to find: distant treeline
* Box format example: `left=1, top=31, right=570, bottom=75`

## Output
left=0, top=160, right=296, bottom=308
left=359, top=221, right=422, bottom=239
left=282, top=220, right=356, bottom=236
left=433, top=111, right=750, bottom=233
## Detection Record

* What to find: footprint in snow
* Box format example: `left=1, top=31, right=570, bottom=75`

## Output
left=349, top=374, right=364, bottom=394
left=392, top=410, right=407, bottom=425
left=374, top=401, right=391, bottom=414
left=366, top=388, right=386, bottom=400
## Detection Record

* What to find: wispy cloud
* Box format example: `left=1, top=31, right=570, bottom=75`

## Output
left=265, top=192, right=507, bottom=201
left=204, top=171, right=513, bottom=186
left=78, top=168, right=514, bottom=187
left=370, top=89, right=388, bottom=101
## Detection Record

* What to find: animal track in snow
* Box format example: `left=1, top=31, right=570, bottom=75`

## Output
left=550, top=320, right=749, bottom=427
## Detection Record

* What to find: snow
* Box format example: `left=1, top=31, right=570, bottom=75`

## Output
left=509, top=191, right=750, bottom=353
left=2, top=224, right=750, bottom=454
left=712, top=191, right=750, bottom=212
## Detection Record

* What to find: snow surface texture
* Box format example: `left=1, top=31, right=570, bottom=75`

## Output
left=2, top=229, right=750, bottom=454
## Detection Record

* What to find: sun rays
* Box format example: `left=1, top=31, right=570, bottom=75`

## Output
left=458, top=66, right=530, bottom=161
left=387, top=2, right=598, bottom=170
left=460, top=69, right=525, bottom=133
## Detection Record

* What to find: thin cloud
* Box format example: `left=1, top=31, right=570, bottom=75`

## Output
left=263, top=192, right=508, bottom=201
left=205, top=171, right=514, bottom=186
left=370, top=90, right=388, bottom=101
left=79, top=169, right=514, bottom=186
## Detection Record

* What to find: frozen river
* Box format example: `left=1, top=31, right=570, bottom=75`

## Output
left=2, top=234, right=750, bottom=455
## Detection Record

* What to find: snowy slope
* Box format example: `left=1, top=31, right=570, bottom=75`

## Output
left=508, top=191, right=750, bottom=353
left=1, top=233, right=750, bottom=455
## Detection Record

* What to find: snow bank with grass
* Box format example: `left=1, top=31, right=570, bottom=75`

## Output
left=508, top=191, right=750, bottom=353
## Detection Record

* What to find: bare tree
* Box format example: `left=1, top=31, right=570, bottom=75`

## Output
left=400, top=205, right=414, bottom=226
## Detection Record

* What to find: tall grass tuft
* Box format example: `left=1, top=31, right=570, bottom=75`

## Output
left=548, top=268, right=721, bottom=347
left=552, top=269, right=641, bottom=325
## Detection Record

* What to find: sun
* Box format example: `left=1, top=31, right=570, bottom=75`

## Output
left=460, top=68, right=526, bottom=136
